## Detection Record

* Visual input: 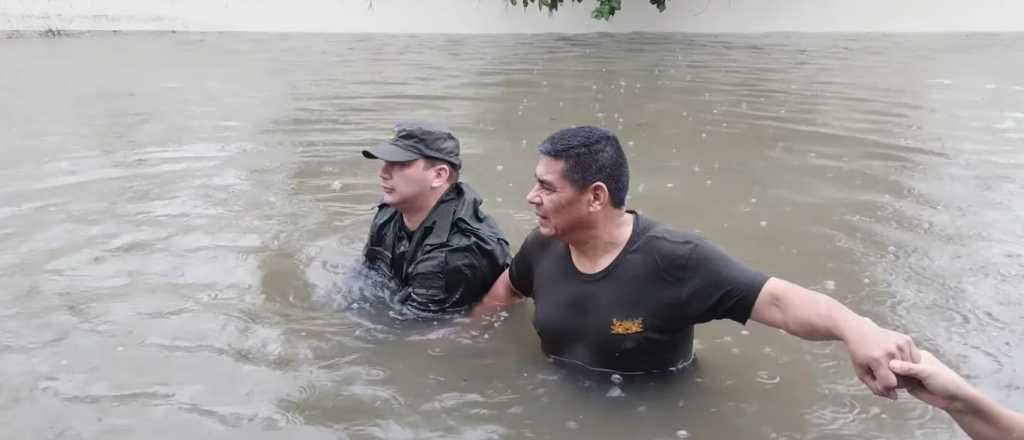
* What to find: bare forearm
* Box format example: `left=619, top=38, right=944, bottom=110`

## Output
left=469, top=269, right=521, bottom=323
left=471, top=290, right=518, bottom=322
left=754, top=278, right=872, bottom=342
left=949, top=387, right=1024, bottom=440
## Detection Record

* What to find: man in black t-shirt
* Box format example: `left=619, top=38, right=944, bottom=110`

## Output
left=472, top=126, right=919, bottom=399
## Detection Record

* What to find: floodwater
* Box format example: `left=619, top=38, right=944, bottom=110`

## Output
left=1, top=31, right=1022, bottom=439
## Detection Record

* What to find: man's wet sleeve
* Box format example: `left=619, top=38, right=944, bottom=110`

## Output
left=508, top=229, right=542, bottom=298
left=679, top=239, right=770, bottom=325
left=392, top=254, right=450, bottom=317
left=400, top=235, right=511, bottom=316
left=442, top=235, right=511, bottom=308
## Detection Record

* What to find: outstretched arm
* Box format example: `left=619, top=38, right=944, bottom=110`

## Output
left=890, top=351, right=1024, bottom=440
left=749, top=277, right=919, bottom=399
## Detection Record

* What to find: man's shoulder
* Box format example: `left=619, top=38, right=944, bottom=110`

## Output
left=370, top=201, right=398, bottom=223
left=513, top=227, right=562, bottom=262
left=447, top=183, right=509, bottom=242
left=632, top=214, right=707, bottom=261
left=366, top=203, right=399, bottom=241
left=444, top=223, right=509, bottom=251
left=433, top=187, right=511, bottom=260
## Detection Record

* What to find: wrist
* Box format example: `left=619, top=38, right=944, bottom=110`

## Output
left=836, top=313, right=877, bottom=343
left=946, top=385, right=987, bottom=417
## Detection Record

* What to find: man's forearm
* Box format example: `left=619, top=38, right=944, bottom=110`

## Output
left=470, top=291, right=517, bottom=322
left=753, top=277, right=916, bottom=399
left=469, top=269, right=521, bottom=323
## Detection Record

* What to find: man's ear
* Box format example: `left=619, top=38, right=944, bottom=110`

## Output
left=588, top=182, right=610, bottom=211
left=431, top=164, right=450, bottom=188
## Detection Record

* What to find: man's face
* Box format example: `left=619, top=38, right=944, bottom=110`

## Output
left=526, top=156, right=590, bottom=238
left=378, top=159, right=434, bottom=208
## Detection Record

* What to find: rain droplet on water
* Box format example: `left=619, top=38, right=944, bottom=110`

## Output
left=756, top=371, right=782, bottom=384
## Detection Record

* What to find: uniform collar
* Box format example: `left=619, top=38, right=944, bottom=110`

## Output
left=420, top=183, right=464, bottom=246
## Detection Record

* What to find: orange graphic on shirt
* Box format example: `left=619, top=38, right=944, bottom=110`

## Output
left=610, top=318, right=644, bottom=335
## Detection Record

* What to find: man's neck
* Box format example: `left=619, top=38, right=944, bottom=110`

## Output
left=398, top=184, right=452, bottom=231
left=566, top=209, right=633, bottom=274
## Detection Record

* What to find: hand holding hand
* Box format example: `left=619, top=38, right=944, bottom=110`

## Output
left=889, top=350, right=972, bottom=410
left=844, top=322, right=920, bottom=400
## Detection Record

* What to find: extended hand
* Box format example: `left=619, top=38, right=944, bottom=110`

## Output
left=845, top=322, right=920, bottom=400
left=889, top=350, right=971, bottom=410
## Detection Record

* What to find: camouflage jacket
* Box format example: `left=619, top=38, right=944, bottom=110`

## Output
left=363, top=183, right=511, bottom=319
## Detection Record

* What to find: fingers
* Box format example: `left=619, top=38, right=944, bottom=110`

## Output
left=894, top=333, right=920, bottom=363
left=889, top=359, right=927, bottom=381
left=893, top=335, right=920, bottom=389
left=856, top=366, right=881, bottom=396
left=917, top=349, right=936, bottom=365
left=873, top=360, right=900, bottom=400
left=907, top=338, right=921, bottom=363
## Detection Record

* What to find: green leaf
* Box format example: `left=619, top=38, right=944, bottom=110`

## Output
left=504, top=0, right=667, bottom=20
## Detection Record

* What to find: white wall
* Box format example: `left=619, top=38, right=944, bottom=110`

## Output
left=2, top=0, right=1022, bottom=33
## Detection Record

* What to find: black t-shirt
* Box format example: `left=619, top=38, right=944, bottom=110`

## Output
left=508, top=212, right=769, bottom=374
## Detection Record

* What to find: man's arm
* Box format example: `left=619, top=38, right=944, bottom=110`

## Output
left=749, top=277, right=919, bottom=399
left=469, top=268, right=523, bottom=324
left=398, top=240, right=508, bottom=318
left=890, top=351, right=1024, bottom=440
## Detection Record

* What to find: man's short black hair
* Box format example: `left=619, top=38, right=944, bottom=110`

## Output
left=537, top=126, right=629, bottom=208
